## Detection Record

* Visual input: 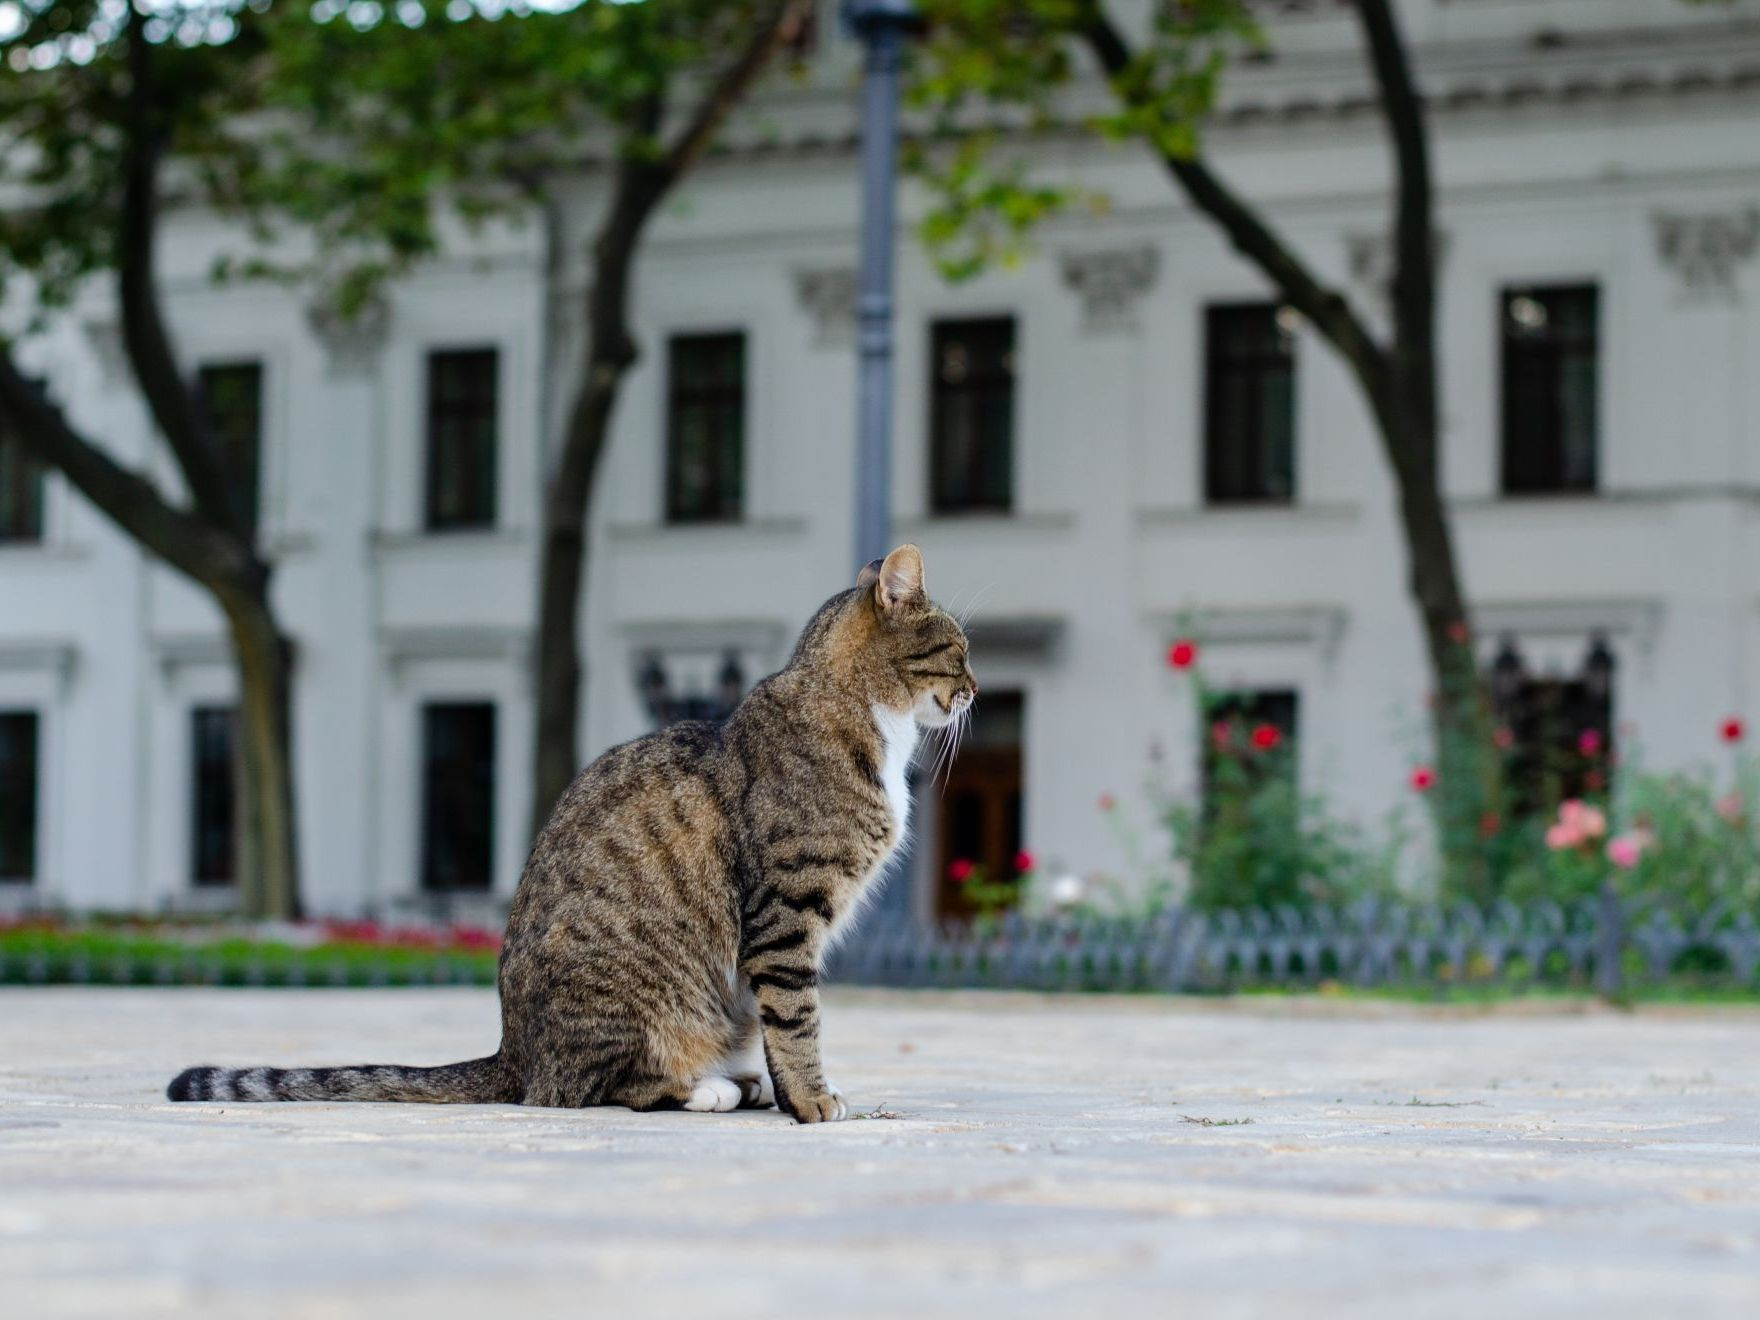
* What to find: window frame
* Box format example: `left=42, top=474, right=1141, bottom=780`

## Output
left=1499, top=283, right=1600, bottom=497
left=195, top=360, right=266, bottom=535
left=419, top=701, right=497, bottom=894
left=423, top=347, right=501, bottom=531
left=1203, top=302, right=1297, bottom=506
left=928, top=315, right=1016, bottom=515
left=664, top=331, right=748, bottom=525
left=0, top=709, right=41, bottom=884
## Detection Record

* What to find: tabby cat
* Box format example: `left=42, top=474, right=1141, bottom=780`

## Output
left=167, top=544, right=975, bottom=1123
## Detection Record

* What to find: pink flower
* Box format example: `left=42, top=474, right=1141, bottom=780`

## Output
left=1577, top=728, right=1603, bottom=757
left=1558, top=799, right=1607, bottom=840
left=1210, top=721, right=1233, bottom=751
left=1447, top=619, right=1470, bottom=645
left=1250, top=723, right=1281, bottom=752
left=1410, top=766, right=1436, bottom=792
left=1166, top=639, right=1198, bottom=671
left=1493, top=726, right=1515, bottom=751
left=947, top=858, right=975, bottom=884
left=1013, top=850, right=1035, bottom=874
left=1717, top=792, right=1745, bottom=825
left=1097, top=793, right=1117, bottom=813
left=1545, top=822, right=1583, bottom=851
left=1722, top=717, right=1746, bottom=744
left=1606, top=835, right=1645, bottom=869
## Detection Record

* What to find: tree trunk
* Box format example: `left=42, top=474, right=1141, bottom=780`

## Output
left=530, top=362, right=627, bottom=837
left=221, top=584, right=301, bottom=920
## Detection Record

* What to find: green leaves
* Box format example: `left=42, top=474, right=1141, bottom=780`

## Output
left=907, top=0, right=1258, bottom=282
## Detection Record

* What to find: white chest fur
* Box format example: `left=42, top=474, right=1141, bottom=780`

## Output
left=871, top=704, right=920, bottom=849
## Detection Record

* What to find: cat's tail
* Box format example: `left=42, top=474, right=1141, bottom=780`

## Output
left=165, top=1053, right=516, bottom=1104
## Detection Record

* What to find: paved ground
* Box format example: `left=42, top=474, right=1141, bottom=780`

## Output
left=4, top=988, right=1760, bottom=1319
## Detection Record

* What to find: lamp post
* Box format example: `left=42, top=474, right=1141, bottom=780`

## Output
left=845, top=0, right=920, bottom=569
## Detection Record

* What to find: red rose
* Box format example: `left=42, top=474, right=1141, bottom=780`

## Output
left=1577, top=728, right=1603, bottom=757
left=1493, top=726, right=1515, bottom=751
left=1210, top=721, right=1232, bottom=750
left=1410, top=766, right=1436, bottom=792
left=1097, top=793, right=1117, bottom=813
left=1722, top=717, right=1746, bottom=744
left=1167, top=639, right=1199, bottom=670
left=1250, top=723, right=1281, bottom=751
left=948, top=858, right=975, bottom=884
left=1013, top=850, right=1035, bottom=874
left=1447, top=620, right=1470, bottom=645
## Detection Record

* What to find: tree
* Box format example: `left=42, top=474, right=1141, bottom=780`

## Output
left=0, top=2, right=303, bottom=917
left=258, top=0, right=812, bottom=839
left=914, top=0, right=1498, bottom=893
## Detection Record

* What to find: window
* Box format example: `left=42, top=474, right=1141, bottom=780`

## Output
left=1501, top=285, right=1598, bottom=495
left=935, top=692, right=1024, bottom=919
left=1490, top=635, right=1615, bottom=820
left=420, top=702, right=495, bottom=893
left=1204, top=688, right=1299, bottom=799
left=665, top=333, right=746, bottom=523
left=196, top=362, right=264, bottom=532
left=0, top=711, right=39, bottom=882
left=930, top=317, right=1014, bottom=513
left=0, top=409, right=46, bottom=543
left=1205, top=304, right=1295, bottom=504
left=424, top=348, right=499, bottom=529
left=190, top=707, right=237, bottom=887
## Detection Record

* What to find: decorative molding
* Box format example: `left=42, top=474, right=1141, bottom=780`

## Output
left=1164, top=606, right=1349, bottom=663
left=151, top=634, right=231, bottom=682
left=306, top=290, right=392, bottom=376
left=1059, top=246, right=1159, bottom=334
left=964, top=616, right=1065, bottom=657
left=1653, top=207, right=1760, bottom=300
left=1472, top=599, right=1664, bottom=678
left=80, top=319, right=128, bottom=383
left=1344, top=230, right=1449, bottom=303
left=0, top=639, right=79, bottom=692
left=792, top=266, right=857, bottom=347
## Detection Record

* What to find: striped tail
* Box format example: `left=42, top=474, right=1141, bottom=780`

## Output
left=166, top=1053, right=514, bottom=1104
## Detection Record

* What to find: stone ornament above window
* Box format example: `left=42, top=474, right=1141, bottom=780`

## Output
left=792, top=266, right=857, bottom=348
left=1059, top=246, right=1159, bottom=334
left=1343, top=229, right=1449, bottom=305
left=1653, top=208, right=1760, bottom=301
left=305, top=289, right=392, bottom=376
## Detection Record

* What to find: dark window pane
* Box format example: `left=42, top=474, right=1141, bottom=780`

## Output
left=190, top=706, right=238, bottom=887
left=425, top=349, right=499, bottom=529
left=666, top=333, right=746, bottom=523
left=1491, top=636, right=1616, bottom=821
left=0, top=400, right=47, bottom=543
left=1205, top=304, right=1296, bottom=504
left=196, top=362, right=264, bottom=533
left=930, top=317, right=1015, bottom=513
left=421, top=702, right=496, bottom=893
left=1501, top=285, right=1598, bottom=495
left=0, top=711, right=39, bottom=882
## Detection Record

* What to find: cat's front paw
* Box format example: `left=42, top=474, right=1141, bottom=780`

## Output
left=787, top=1089, right=847, bottom=1124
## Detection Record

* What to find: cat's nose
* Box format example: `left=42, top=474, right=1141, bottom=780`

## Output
left=969, top=676, right=980, bottom=696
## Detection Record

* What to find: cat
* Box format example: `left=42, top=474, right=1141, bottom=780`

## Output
left=167, top=544, right=976, bottom=1123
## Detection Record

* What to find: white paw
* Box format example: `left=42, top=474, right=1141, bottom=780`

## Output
left=684, top=1076, right=743, bottom=1112
left=825, top=1077, right=844, bottom=1100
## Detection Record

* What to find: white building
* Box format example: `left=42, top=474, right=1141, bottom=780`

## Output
left=2, top=0, right=1759, bottom=919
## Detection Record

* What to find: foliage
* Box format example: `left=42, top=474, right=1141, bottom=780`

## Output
left=0, top=916, right=502, bottom=986
left=906, top=0, right=1257, bottom=279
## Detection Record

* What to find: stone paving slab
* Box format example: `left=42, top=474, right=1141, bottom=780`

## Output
left=3, top=987, right=1760, bottom=1319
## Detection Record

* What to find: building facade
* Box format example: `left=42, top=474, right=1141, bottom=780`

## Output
left=2, top=0, right=1759, bottom=917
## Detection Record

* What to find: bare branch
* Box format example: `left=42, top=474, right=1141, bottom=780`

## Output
left=0, top=347, right=250, bottom=592
left=119, top=1, right=240, bottom=535
left=1079, top=6, right=1390, bottom=400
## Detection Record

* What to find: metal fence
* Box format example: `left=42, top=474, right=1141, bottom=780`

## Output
left=6, top=891, right=1759, bottom=996
left=826, top=890, right=1760, bottom=996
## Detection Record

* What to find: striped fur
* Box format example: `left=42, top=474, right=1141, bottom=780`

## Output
left=165, top=545, right=976, bottom=1123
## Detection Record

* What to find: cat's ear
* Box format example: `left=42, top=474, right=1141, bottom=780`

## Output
left=856, top=558, right=885, bottom=591
left=873, top=544, right=926, bottom=612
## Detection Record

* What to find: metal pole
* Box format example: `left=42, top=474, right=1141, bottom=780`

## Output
left=847, top=1, right=916, bottom=569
